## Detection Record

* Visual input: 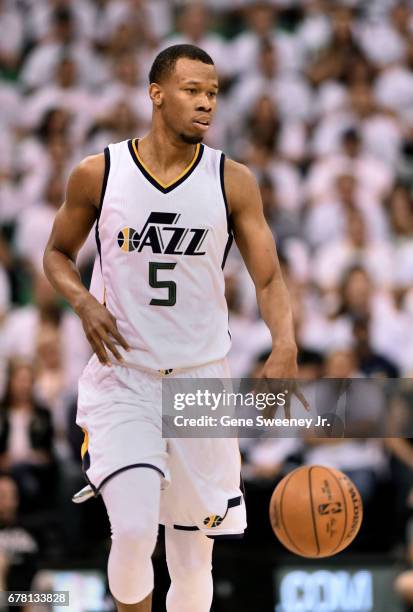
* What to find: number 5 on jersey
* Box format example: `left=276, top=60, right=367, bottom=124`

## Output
left=149, top=262, right=177, bottom=306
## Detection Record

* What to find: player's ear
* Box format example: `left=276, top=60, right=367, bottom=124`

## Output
left=149, top=83, right=163, bottom=107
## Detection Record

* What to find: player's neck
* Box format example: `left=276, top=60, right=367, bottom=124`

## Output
left=137, top=128, right=198, bottom=173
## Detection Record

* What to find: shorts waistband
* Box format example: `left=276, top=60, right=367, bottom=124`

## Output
left=109, top=357, right=225, bottom=377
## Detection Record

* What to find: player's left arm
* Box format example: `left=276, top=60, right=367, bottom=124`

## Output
left=225, top=159, right=297, bottom=378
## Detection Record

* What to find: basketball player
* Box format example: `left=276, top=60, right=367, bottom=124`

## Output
left=43, top=45, right=297, bottom=612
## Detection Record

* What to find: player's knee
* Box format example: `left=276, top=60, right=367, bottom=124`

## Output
left=112, top=521, right=158, bottom=556
left=169, top=552, right=212, bottom=582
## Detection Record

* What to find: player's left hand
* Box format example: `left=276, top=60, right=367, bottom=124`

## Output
left=261, top=343, right=298, bottom=379
left=258, top=343, right=310, bottom=416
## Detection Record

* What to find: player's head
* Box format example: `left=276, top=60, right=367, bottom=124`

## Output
left=148, top=44, right=218, bottom=144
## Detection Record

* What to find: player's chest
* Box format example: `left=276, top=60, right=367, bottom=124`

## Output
left=99, top=185, right=227, bottom=258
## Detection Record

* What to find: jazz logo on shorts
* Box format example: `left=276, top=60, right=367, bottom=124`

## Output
left=203, top=514, right=224, bottom=528
left=117, top=212, right=209, bottom=256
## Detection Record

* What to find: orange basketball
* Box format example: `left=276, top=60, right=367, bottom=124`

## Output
left=269, top=465, right=363, bottom=558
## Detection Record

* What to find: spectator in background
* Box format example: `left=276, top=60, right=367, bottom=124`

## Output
left=373, top=36, right=413, bottom=125
left=88, top=100, right=142, bottom=155
left=2, top=273, right=90, bottom=415
left=36, top=107, right=71, bottom=145
left=15, top=107, right=77, bottom=213
left=15, top=173, right=66, bottom=274
left=230, top=37, right=312, bottom=129
left=226, top=264, right=271, bottom=378
left=297, top=266, right=368, bottom=355
left=26, top=0, right=97, bottom=46
left=358, top=0, right=410, bottom=69
left=353, top=316, right=399, bottom=378
left=20, top=5, right=106, bottom=91
left=386, top=183, right=413, bottom=288
left=0, top=0, right=24, bottom=74
left=307, top=128, right=393, bottom=206
left=296, top=0, right=331, bottom=60
left=95, top=0, right=161, bottom=90
left=258, top=173, right=300, bottom=245
left=22, top=55, right=96, bottom=146
left=0, top=473, right=39, bottom=605
left=333, top=265, right=373, bottom=323
left=247, top=94, right=281, bottom=152
left=305, top=172, right=354, bottom=249
left=312, top=205, right=393, bottom=291
left=13, top=170, right=95, bottom=277
left=163, top=3, right=230, bottom=79
left=0, top=361, right=57, bottom=513
left=307, top=4, right=359, bottom=86
left=105, top=20, right=137, bottom=60
left=91, top=0, right=171, bottom=50
left=34, top=322, right=68, bottom=456
left=91, top=51, right=152, bottom=141
left=231, top=1, right=303, bottom=76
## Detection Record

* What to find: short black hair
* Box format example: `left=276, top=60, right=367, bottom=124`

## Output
left=53, top=6, right=73, bottom=24
left=342, top=127, right=360, bottom=144
left=149, top=44, right=214, bottom=84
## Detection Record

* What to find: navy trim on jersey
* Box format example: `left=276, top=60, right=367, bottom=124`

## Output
left=206, top=533, right=245, bottom=540
left=95, top=146, right=110, bottom=268
left=173, top=524, right=199, bottom=531
left=240, top=474, right=246, bottom=499
left=221, top=232, right=234, bottom=270
left=219, top=153, right=231, bottom=230
left=227, top=496, right=242, bottom=509
left=128, top=139, right=204, bottom=194
left=220, top=153, right=234, bottom=270
left=95, top=463, right=165, bottom=494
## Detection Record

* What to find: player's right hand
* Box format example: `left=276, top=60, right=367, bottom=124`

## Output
left=77, top=295, right=130, bottom=366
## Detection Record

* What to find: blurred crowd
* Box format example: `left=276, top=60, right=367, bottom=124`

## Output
left=1, top=0, right=413, bottom=607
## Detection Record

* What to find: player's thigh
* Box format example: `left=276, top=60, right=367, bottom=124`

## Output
left=77, top=357, right=168, bottom=493
left=101, top=467, right=162, bottom=540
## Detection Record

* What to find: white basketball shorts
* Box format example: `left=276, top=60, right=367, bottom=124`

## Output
left=76, top=355, right=246, bottom=538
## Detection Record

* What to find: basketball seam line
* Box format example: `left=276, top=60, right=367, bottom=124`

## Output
left=278, top=468, right=306, bottom=555
left=309, top=467, right=321, bottom=556
left=329, top=471, right=348, bottom=555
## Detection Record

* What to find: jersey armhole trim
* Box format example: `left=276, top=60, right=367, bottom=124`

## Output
left=95, top=146, right=110, bottom=268
left=219, top=153, right=231, bottom=234
left=99, top=146, right=110, bottom=210
left=220, top=153, right=234, bottom=270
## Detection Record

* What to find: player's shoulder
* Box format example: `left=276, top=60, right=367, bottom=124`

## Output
left=74, top=152, right=105, bottom=182
left=68, top=153, right=106, bottom=208
left=223, top=158, right=259, bottom=213
left=224, top=158, right=255, bottom=184
left=202, top=143, right=253, bottom=181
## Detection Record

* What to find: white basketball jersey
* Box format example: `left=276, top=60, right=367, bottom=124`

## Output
left=89, top=138, right=233, bottom=370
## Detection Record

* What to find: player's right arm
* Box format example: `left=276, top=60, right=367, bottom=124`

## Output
left=43, top=155, right=130, bottom=366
